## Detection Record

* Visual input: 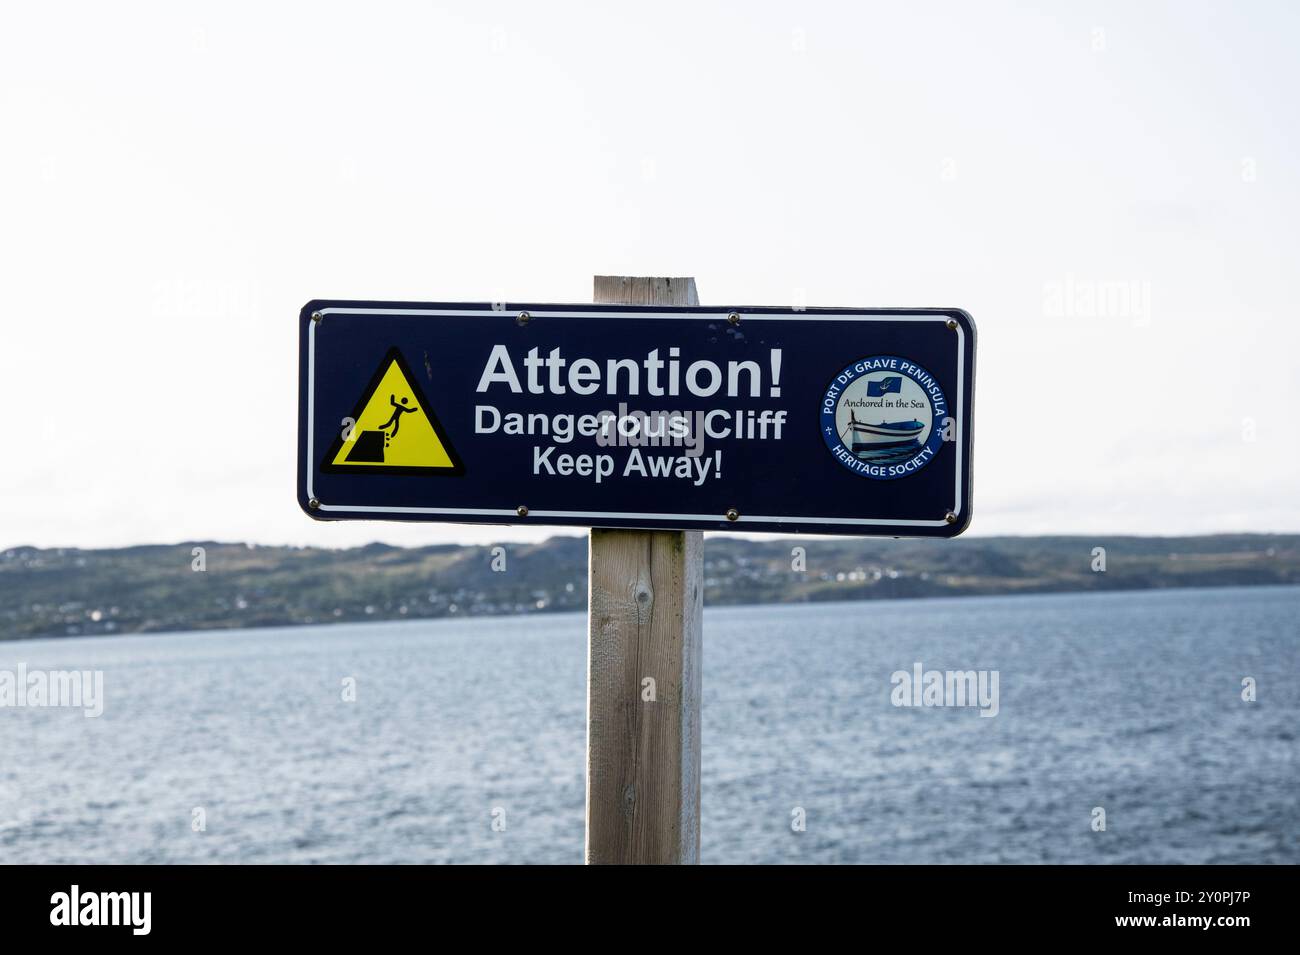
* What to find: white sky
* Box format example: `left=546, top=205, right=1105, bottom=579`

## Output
left=2, top=1, right=1297, bottom=550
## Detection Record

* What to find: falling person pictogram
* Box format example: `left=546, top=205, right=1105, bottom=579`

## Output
left=380, top=394, right=419, bottom=445
left=349, top=394, right=417, bottom=460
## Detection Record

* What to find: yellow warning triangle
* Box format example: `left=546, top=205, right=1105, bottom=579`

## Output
left=323, top=348, right=462, bottom=474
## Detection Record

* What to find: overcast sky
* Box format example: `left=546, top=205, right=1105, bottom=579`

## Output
left=2, top=1, right=1297, bottom=550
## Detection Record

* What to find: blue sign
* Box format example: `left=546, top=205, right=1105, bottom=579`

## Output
left=297, top=301, right=975, bottom=537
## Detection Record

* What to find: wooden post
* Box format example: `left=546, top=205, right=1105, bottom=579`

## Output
left=586, top=276, right=704, bottom=864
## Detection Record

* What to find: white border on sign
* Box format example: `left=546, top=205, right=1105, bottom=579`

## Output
left=307, top=309, right=965, bottom=528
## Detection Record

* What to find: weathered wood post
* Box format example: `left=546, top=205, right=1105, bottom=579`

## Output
left=586, top=276, right=704, bottom=864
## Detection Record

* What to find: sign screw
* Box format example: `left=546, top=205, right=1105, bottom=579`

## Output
left=517, top=311, right=531, bottom=326
left=944, top=511, right=957, bottom=524
left=516, top=505, right=529, bottom=517
left=311, top=311, right=323, bottom=323
left=308, top=498, right=321, bottom=509
left=945, top=318, right=958, bottom=330
left=725, top=508, right=740, bottom=521
left=727, top=312, right=741, bottom=326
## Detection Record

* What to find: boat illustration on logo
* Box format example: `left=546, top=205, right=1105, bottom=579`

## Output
left=845, top=410, right=926, bottom=454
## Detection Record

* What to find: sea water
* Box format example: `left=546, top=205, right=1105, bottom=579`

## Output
left=1, top=586, right=1295, bottom=864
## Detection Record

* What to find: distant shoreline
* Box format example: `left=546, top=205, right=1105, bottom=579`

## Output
left=7, top=579, right=1300, bottom=647
left=3, top=532, right=1297, bottom=642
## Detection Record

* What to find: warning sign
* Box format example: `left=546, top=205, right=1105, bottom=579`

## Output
left=322, top=348, right=462, bottom=474
left=300, top=301, right=975, bottom=536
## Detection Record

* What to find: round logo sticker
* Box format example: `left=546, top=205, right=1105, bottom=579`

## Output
left=820, top=355, right=949, bottom=480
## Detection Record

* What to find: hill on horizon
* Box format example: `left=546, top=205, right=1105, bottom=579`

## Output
left=2, top=533, right=1297, bottom=641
